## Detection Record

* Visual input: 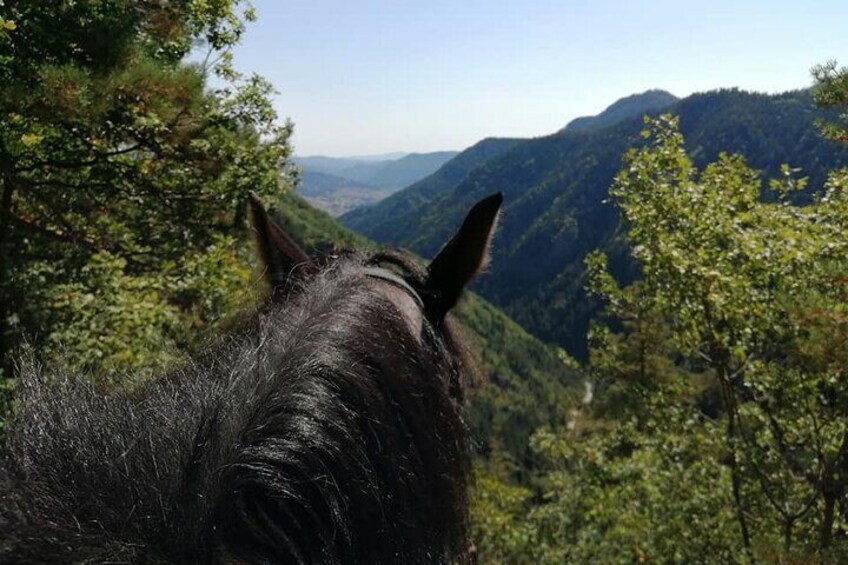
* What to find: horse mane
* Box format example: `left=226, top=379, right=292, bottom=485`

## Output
left=1, top=250, right=472, bottom=564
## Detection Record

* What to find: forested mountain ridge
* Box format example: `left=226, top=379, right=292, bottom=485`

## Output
left=341, top=88, right=848, bottom=359
left=341, top=137, right=524, bottom=237
left=341, top=90, right=678, bottom=241
left=560, top=88, right=679, bottom=133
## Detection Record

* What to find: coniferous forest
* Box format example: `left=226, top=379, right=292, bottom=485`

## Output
left=2, top=2, right=848, bottom=563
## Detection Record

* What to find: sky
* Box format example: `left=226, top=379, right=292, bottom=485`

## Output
left=227, top=1, right=848, bottom=157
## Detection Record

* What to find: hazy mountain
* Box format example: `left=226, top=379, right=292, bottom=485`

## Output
left=343, top=151, right=460, bottom=189
left=295, top=152, right=407, bottom=171
left=298, top=171, right=378, bottom=197
left=296, top=171, right=394, bottom=217
left=561, top=89, right=679, bottom=133
left=340, top=89, right=848, bottom=359
left=345, top=151, right=409, bottom=161
left=341, top=137, right=523, bottom=237
left=295, top=150, right=460, bottom=215
left=295, top=155, right=369, bottom=176
left=296, top=151, right=459, bottom=189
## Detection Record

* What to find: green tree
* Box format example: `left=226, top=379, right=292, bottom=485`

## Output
left=0, top=1, right=293, bottom=377
left=813, top=60, right=848, bottom=144
left=586, top=115, right=848, bottom=559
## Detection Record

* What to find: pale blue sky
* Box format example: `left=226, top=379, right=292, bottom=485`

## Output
left=229, top=1, right=848, bottom=156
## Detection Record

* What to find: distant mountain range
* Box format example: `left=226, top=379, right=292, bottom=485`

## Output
left=294, top=151, right=459, bottom=215
left=296, top=171, right=394, bottom=218
left=341, top=138, right=524, bottom=235
left=340, top=88, right=848, bottom=359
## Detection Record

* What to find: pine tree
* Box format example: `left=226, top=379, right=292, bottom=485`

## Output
left=0, top=1, right=294, bottom=376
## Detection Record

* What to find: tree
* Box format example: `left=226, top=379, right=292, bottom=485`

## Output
left=0, top=1, right=294, bottom=377
left=813, top=60, right=848, bottom=144
left=586, top=115, right=848, bottom=559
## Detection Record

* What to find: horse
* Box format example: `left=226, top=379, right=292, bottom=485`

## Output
left=0, top=192, right=503, bottom=564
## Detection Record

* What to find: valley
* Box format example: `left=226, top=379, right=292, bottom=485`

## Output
left=339, top=88, right=848, bottom=359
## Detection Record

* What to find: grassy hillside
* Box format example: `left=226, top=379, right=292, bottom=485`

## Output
left=339, top=89, right=848, bottom=359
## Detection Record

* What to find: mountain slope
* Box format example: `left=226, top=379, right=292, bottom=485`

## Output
left=339, top=89, right=848, bottom=359
left=341, top=137, right=524, bottom=238
left=270, top=191, right=578, bottom=469
left=561, top=89, right=678, bottom=133
left=344, top=151, right=460, bottom=188
left=295, top=155, right=375, bottom=176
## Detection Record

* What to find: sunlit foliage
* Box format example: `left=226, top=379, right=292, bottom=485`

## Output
left=0, top=1, right=294, bottom=383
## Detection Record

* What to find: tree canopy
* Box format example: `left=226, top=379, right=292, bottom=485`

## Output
left=0, top=0, right=293, bottom=378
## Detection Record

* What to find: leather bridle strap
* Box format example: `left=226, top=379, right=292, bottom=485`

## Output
left=362, top=267, right=424, bottom=309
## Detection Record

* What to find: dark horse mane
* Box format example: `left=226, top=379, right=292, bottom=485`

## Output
left=0, top=193, right=502, bottom=564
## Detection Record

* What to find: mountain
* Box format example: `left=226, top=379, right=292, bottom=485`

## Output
left=295, top=155, right=369, bottom=176
left=561, top=89, right=679, bottom=133
left=295, top=151, right=459, bottom=189
left=296, top=171, right=394, bottom=217
left=340, top=89, right=848, bottom=360
left=270, top=190, right=578, bottom=473
left=341, top=137, right=524, bottom=238
left=295, top=151, right=460, bottom=216
left=344, top=151, right=408, bottom=161
left=341, top=151, right=460, bottom=188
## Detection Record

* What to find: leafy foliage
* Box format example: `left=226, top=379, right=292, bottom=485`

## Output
left=563, top=116, right=848, bottom=560
left=0, top=0, right=293, bottom=381
left=473, top=101, right=848, bottom=560
left=813, top=60, right=848, bottom=143
left=34, top=237, right=254, bottom=380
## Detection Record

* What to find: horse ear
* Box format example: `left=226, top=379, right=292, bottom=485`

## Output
left=424, top=192, right=502, bottom=318
left=248, top=192, right=316, bottom=300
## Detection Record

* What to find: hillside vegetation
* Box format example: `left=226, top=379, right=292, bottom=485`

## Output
left=560, top=88, right=678, bottom=133
left=342, top=89, right=848, bottom=359
left=342, top=137, right=524, bottom=236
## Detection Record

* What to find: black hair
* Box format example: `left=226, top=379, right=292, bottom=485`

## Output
left=2, top=191, right=503, bottom=564
left=1, top=252, right=471, bottom=564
